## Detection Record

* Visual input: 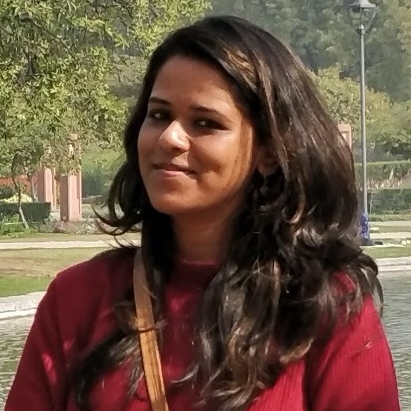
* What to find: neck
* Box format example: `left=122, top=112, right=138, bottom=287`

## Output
left=173, top=215, right=233, bottom=262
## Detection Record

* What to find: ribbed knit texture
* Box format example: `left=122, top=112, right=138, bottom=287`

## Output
left=5, top=251, right=400, bottom=411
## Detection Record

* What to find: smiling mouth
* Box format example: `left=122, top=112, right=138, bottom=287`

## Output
left=153, top=164, right=194, bottom=174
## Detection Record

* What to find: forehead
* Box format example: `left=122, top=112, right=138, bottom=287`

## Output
left=150, top=56, right=237, bottom=107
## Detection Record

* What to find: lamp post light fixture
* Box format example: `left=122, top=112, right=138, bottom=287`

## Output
left=347, top=0, right=377, bottom=244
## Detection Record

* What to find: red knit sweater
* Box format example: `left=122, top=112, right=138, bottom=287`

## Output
left=5, top=250, right=400, bottom=411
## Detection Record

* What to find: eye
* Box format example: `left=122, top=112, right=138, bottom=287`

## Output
left=147, top=109, right=169, bottom=121
left=196, top=119, right=224, bottom=129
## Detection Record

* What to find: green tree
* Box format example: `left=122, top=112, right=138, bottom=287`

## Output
left=210, top=0, right=411, bottom=101
left=371, top=101, right=411, bottom=158
left=210, top=0, right=411, bottom=158
left=315, top=66, right=411, bottom=156
left=359, top=0, right=411, bottom=101
left=315, top=66, right=392, bottom=132
left=109, top=0, right=211, bottom=102
left=0, top=0, right=210, bottom=222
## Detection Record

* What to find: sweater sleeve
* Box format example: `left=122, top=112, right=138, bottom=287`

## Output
left=306, top=296, right=400, bottom=411
left=4, top=279, right=69, bottom=411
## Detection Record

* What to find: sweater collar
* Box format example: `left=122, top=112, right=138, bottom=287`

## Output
left=169, top=256, right=221, bottom=290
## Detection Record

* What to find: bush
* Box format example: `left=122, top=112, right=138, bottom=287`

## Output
left=3, top=193, right=32, bottom=203
left=0, top=202, right=51, bottom=223
left=0, top=185, right=13, bottom=200
left=369, top=188, right=411, bottom=214
left=369, top=213, right=411, bottom=222
left=355, top=161, right=411, bottom=188
left=0, top=214, right=28, bottom=236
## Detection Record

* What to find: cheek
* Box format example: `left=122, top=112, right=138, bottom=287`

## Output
left=225, top=141, right=256, bottom=188
left=198, top=139, right=255, bottom=189
left=137, top=130, right=152, bottom=166
left=217, top=132, right=255, bottom=173
left=194, top=141, right=235, bottom=179
left=137, top=129, right=146, bottom=153
left=137, top=137, right=144, bottom=171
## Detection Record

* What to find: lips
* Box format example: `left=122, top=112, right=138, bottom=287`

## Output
left=153, top=163, right=194, bottom=174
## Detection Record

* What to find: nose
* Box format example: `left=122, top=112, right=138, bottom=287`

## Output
left=158, top=121, right=190, bottom=152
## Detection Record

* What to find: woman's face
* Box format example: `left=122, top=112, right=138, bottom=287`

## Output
left=138, top=56, right=259, bottom=220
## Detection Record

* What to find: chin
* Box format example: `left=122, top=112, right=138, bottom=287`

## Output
left=148, top=195, right=195, bottom=216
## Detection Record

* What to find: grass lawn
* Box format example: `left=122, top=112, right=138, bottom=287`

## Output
left=364, top=245, right=411, bottom=259
left=0, top=248, right=108, bottom=297
left=0, top=276, right=53, bottom=297
left=370, top=214, right=411, bottom=222
left=0, top=232, right=137, bottom=243
left=2, top=242, right=411, bottom=298
left=0, top=232, right=111, bottom=243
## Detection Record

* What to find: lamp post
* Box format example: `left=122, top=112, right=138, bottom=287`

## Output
left=347, top=0, right=377, bottom=243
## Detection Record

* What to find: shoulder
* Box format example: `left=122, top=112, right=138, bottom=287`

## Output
left=307, top=271, right=385, bottom=383
left=51, top=247, right=135, bottom=299
left=305, top=274, right=399, bottom=410
left=325, top=270, right=383, bottom=350
left=37, top=247, right=136, bottom=349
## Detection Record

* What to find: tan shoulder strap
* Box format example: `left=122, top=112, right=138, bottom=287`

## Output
left=133, top=249, right=169, bottom=411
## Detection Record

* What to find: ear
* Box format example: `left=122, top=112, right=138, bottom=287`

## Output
left=256, top=146, right=276, bottom=176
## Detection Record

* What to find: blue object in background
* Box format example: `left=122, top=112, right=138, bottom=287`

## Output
left=360, top=212, right=371, bottom=242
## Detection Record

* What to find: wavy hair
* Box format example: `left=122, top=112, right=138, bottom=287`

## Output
left=73, top=15, right=379, bottom=411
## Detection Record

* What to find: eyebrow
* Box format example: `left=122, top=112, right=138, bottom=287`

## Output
left=148, top=96, right=170, bottom=106
left=148, top=96, right=229, bottom=119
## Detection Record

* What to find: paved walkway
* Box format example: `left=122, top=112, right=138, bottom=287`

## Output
left=0, top=231, right=410, bottom=250
left=374, top=221, right=411, bottom=227
left=371, top=232, right=411, bottom=240
left=0, top=228, right=410, bottom=320
left=0, top=292, right=44, bottom=320
left=1, top=221, right=410, bottom=319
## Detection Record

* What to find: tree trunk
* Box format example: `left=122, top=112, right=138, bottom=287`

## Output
left=27, top=173, right=38, bottom=202
left=11, top=157, right=29, bottom=229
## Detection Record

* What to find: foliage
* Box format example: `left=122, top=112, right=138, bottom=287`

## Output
left=369, top=213, right=411, bottom=222
left=210, top=0, right=411, bottom=101
left=0, top=0, right=210, bottom=223
left=0, top=0, right=211, bottom=166
left=0, top=185, right=13, bottom=200
left=369, top=188, right=411, bottom=214
left=315, top=67, right=411, bottom=151
left=109, top=0, right=212, bottom=102
left=315, top=66, right=391, bottom=131
left=364, top=0, right=411, bottom=101
left=2, top=0, right=410, bottom=206
left=0, top=0, right=127, bottom=171
left=82, top=167, right=112, bottom=198
left=0, top=214, right=30, bottom=236
left=81, top=145, right=122, bottom=197
left=3, top=193, right=32, bottom=203
left=0, top=202, right=51, bottom=222
left=354, top=160, right=411, bottom=188
left=210, top=1, right=411, bottom=154
left=0, top=0, right=127, bottom=225
left=370, top=101, right=411, bottom=158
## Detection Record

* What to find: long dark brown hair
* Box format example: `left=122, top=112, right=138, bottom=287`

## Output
left=73, top=15, right=379, bottom=411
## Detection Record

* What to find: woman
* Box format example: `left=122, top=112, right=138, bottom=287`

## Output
left=5, top=15, right=400, bottom=411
